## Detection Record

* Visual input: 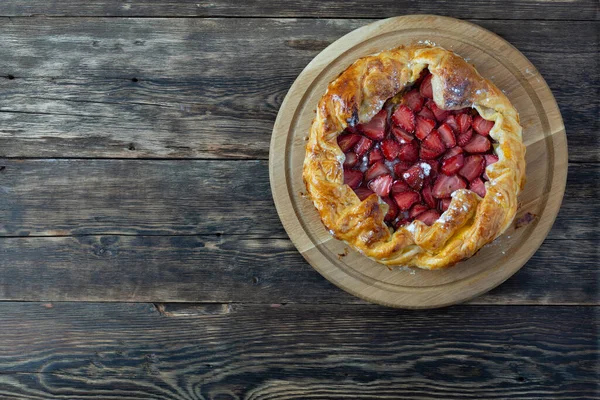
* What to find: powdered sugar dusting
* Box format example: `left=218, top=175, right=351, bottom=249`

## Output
left=417, top=39, right=438, bottom=47
left=359, top=155, right=369, bottom=172
left=439, top=197, right=471, bottom=224
left=402, top=163, right=430, bottom=181
left=397, top=266, right=416, bottom=275
left=384, top=159, right=398, bottom=173
left=438, top=212, right=450, bottom=224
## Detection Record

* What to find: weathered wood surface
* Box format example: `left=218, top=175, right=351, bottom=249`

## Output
left=0, top=159, right=278, bottom=237
left=0, top=236, right=596, bottom=304
left=0, top=160, right=595, bottom=239
left=0, top=2, right=597, bottom=397
left=0, top=19, right=597, bottom=161
left=0, top=303, right=597, bottom=399
left=1, top=0, right=597, bottom=19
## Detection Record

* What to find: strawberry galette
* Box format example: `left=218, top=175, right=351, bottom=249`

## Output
left=303, top=45, right=525, bottom=269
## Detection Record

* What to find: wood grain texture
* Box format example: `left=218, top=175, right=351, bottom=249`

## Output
left=0, top=303, right=597, bottom=399
left=0, top=1, right=595, bottom=397
left=0, top=236, right=596, bottom=304
left=0, top=19, right=597, bottom=161
left=0, top=160, right=595, bottom=239
left=0, top=159, right=278, bottom=237
left=0, top=0, right=597, bottom=19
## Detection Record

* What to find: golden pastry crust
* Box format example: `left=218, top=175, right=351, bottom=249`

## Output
left=302, top=45, right=526, bottom=270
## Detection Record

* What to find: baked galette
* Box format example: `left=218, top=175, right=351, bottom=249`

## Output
left=303, top=45, right=526, bottom=269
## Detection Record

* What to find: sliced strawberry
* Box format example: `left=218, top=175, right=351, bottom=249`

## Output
left=354, top=187, right=374, bottom=201
left=427, top=99, right=449, bottom=121
left=381, top=196, right=399, bottom=222
left=443, top=146, right=464, bottom=160
left=364, top=160, right=390, bottom=182
left=470, top=177, right=486, bottom=198
left=391, top=127, right=413, bottom=144
left=456, top=128, right=474, bottom=147
left=473, top=115, right=494, bottom=136
left=409, top=204, right=429, bottom=219
left=439, top=198, right=452, bottom=212
left=420, top=146, right=440, bottom=160
left=421, top=130, right=445, bottom=157
left=337, top=133, right=361, bottom=152
left=483, top=154, right=499, bottom=181
left=381, top=139, right=401, bottom=160
left=391, top=105, right=416, bottom=133
left=457, top=113, right=473, bottom=134
left=391, top=179, right=411, bottom=194
left=433, top=174, right=467, bottom=198
left=367, top=147, right=384, bottom=165
left=343, top=169, right=363, bottom=189
left=344, top=125, right=360, bottom=135
left=437, top=123, right=456, bottom=148
left=485, top=154, right=499, bottom=166
left=368, top=174, right=393, bottom=197
left=415, top=116, right=436, bottom=140
left=343, top=152, right=359, bottom=168
left=403, top=89, right=425, bottom=112
left=402, top=164, right=425, bottom=190
left=440, top=153, right=465, bottom=176
left=421, top=159, right=439, bottom=180
left=397, top=140, right=419, bottom=163
left=358, top=109, right=387, bottom=140
left=394, top=218, right=413, bottom=229
left=418, top=106, right=436, bottom=121
left=444, top=114, right=459, bottom=133
left=393, top=161, right=413, bottom=177
left=459, top=155, right=485, bottom=182
left=463, top=134, right=491, bottom=153
left=415, top=209, right=440, bottom=226
left=354, top=136, right=373, bottom=156
left=420, top=74, right=433, bottom=99
left=423, top=176, right=434, bottom=188
left=421, top=185, right=436, bottom=209
left=393, top=190, right=421, bottom=211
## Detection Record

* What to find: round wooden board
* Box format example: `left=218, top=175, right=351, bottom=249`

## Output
left=269, top=15, right=567, bottom=309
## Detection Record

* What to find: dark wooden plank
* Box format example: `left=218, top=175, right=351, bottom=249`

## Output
left=0, top=159, right=279, bottom=237
left=0, top=160, right=595, bottom=239
left=1, top=19, right=593, bottom=78
left=0, top=234, right=597, bottom=304
left=549, top=164, right=598, bottom=240
left=0, top=0, right=597, bottom=19
left=0, top=19, right=597, bottom=161
left=0, top=303, right=597, bottom=399
left=0, top=76, right=277, bottom=160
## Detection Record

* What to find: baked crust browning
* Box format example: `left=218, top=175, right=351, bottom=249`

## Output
left=303, top=45, right=526, bottom=269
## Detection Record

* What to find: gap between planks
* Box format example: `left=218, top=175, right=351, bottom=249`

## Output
left=0, top=300, right=595, bottom=308
left=0, top=234, right=581, bottom=241
left=0, top=16, right=597, bottom=22
left=0, top=158, right=597, bottom=163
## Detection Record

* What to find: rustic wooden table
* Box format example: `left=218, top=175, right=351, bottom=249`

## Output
left=0, top=1, right=598, bottom=399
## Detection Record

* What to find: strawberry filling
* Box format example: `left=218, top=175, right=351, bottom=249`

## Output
left=338, top=69, right=498, bottom=229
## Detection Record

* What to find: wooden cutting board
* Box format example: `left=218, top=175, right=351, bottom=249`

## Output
left=269, top=15, right=567, bottom=308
